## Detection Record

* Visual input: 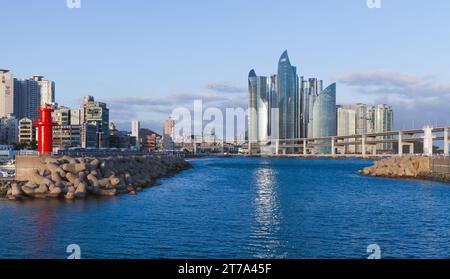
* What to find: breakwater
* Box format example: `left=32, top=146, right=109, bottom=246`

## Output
left=360, top=156, right=430, bottom=178
left=0, top=154, right=191, bottom=200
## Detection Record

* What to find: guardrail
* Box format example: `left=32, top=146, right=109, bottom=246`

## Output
left=430, top=156, right=450, bottom=174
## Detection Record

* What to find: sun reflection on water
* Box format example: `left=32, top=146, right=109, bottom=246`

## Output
left=250, top=163, right=287, bottom=258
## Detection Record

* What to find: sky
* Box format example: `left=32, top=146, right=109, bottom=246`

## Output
left=1, top=0, right=450, bottom=133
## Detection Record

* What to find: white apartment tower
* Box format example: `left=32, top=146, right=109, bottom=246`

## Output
left=0, top=69, right=14, bottom=118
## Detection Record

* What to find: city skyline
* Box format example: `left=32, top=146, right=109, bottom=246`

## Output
left=1, top=0, right=450, bottom=132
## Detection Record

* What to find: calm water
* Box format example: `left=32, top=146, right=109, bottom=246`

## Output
left=1, top=157, right=450, bottom=259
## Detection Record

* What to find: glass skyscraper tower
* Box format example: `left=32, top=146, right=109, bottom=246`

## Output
left=311, top=83, right=337, bottom=154
left=277, top=50, right=298, bottom=140
left=248, top=69, right=269, bottom=145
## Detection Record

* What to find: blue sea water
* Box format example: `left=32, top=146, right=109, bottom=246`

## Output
left=1, top=157, right=450, bottom=259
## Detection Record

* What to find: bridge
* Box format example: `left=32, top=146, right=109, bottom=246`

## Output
left=249, top=126, right=450, bottom=157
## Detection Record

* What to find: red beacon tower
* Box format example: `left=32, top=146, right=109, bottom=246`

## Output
left=33, top=104, right=55, bottom=155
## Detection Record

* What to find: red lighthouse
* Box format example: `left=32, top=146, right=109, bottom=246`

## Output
left=33, top=104, right=55, bottom=155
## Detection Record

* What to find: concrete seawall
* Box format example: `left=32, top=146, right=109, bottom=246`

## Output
left=1, top=154, right=191, bottom=200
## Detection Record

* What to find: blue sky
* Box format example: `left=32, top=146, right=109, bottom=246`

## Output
left=1, top=0, right=450, bottom=132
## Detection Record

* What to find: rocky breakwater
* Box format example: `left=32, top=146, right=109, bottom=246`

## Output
left=359, top=156, right=430, bottom=178
left=3, top=155, right=191, bottom=201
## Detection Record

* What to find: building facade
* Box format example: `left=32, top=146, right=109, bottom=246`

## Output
left=13, top=78, right=40, bottom=120
left=0, top=69, right=14, bottom=118
left=140, top=128, right=160, bottom=152
left=337, top=106, right=356, bottom=154
left=163, top=117, right=175, bottom=151
left=0, top=115, right=18, bottom=145
left=80, top=96, right=110, bottom=148
left=375, top=104, right=394, bottom=152
left=131, top=120, right=140, bottom=150
left=311, top=83, right=337, bottom=154
left=18, top=118, right=34, bottom=146
left=31, top=75, right=55, bottom=107
left=277, top=50, right=298, bottom=140
left=53, top=125, right=82, bottom=151
left=248, top=70, right=269, bottom=147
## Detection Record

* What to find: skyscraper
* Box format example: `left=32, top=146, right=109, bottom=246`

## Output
left=31, top=75, right=55, bottom=107
left=163, top=117, right=175, bottom=151
left=13, top=78, right=40, bottom=120
left=311, top=83, right=337, bottom=154
left=248, top=69, right=269, bottom=147
left=303, top=78, right=323, bottom=138
left=337, top=106, right=356, bottom=153
left=131, top=120, right=140, bottom=150
left=375, top=104, right=394, bottom=152
left=0, top=69, right=14, bottom=118
left=277, top=50, right=298, bottom=140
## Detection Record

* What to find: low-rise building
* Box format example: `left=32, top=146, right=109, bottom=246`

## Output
left=81, top=123, right=98, bottom=148
left=53, top=125, right=82, bottom=151
left=140, top=128, right=161, bottom=152
left=0, top=145, right=14, bottom=162
left=18, top=117, right=34, bottom=146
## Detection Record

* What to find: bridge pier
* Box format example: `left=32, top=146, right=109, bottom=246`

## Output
left=423, top=126, right=434, bottom=156
left=303, top=140, right=307, bottom=155
left=331, top=137, right=335, bottom=155
left=398, top=132, right=403, bottom=156
left=362, top=135, right=366, bottom=157
left=445, top=128, right=449, bottom=156
left=275, top=139, right=279, bottom=155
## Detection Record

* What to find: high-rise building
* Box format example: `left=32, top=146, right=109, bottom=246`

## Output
left=0, top=115, right=18, bottom=145
left=248, top=70, right=269, bottom=147
left=311, top=83, right=337, bottom=154
left=303, top=78, right=323, bottom=138
left=31, top=75, right=55, bottom=107
left=375, top=104, right=394, bottom=152
left=163, top=117, right=175, bottom=151
left=18, top=118, right=34, bottom=146
left=351, top=103, right=368, bottom=136
left=80, top=95, right=110, bottom=148
left=366, top=106, right=376, bottom=134
left=13, top=78, right=40, bottom=121
left=131, top=120, right=140, bottom=150
left=277, top=50, right=298, bottom=140
left=337, top=107, right=356, bottom=154
left=0, top=69, right=14, bottom=118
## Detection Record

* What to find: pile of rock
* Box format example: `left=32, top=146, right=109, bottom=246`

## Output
left=359, top=156, right=430, bottom=178
left=5, top=155, right=191, bottom=200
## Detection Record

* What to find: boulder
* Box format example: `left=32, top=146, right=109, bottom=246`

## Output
left=110, top=177, right=121, bottom=186
left=11, top=183, right=23, bottom=198
left=49, top=185, right=62, bottom=195
left=65, top=191, right=75, bottom=200
left=74, top=182, right=87, bottom=198
left=35, top=184, right=49, bottom=194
